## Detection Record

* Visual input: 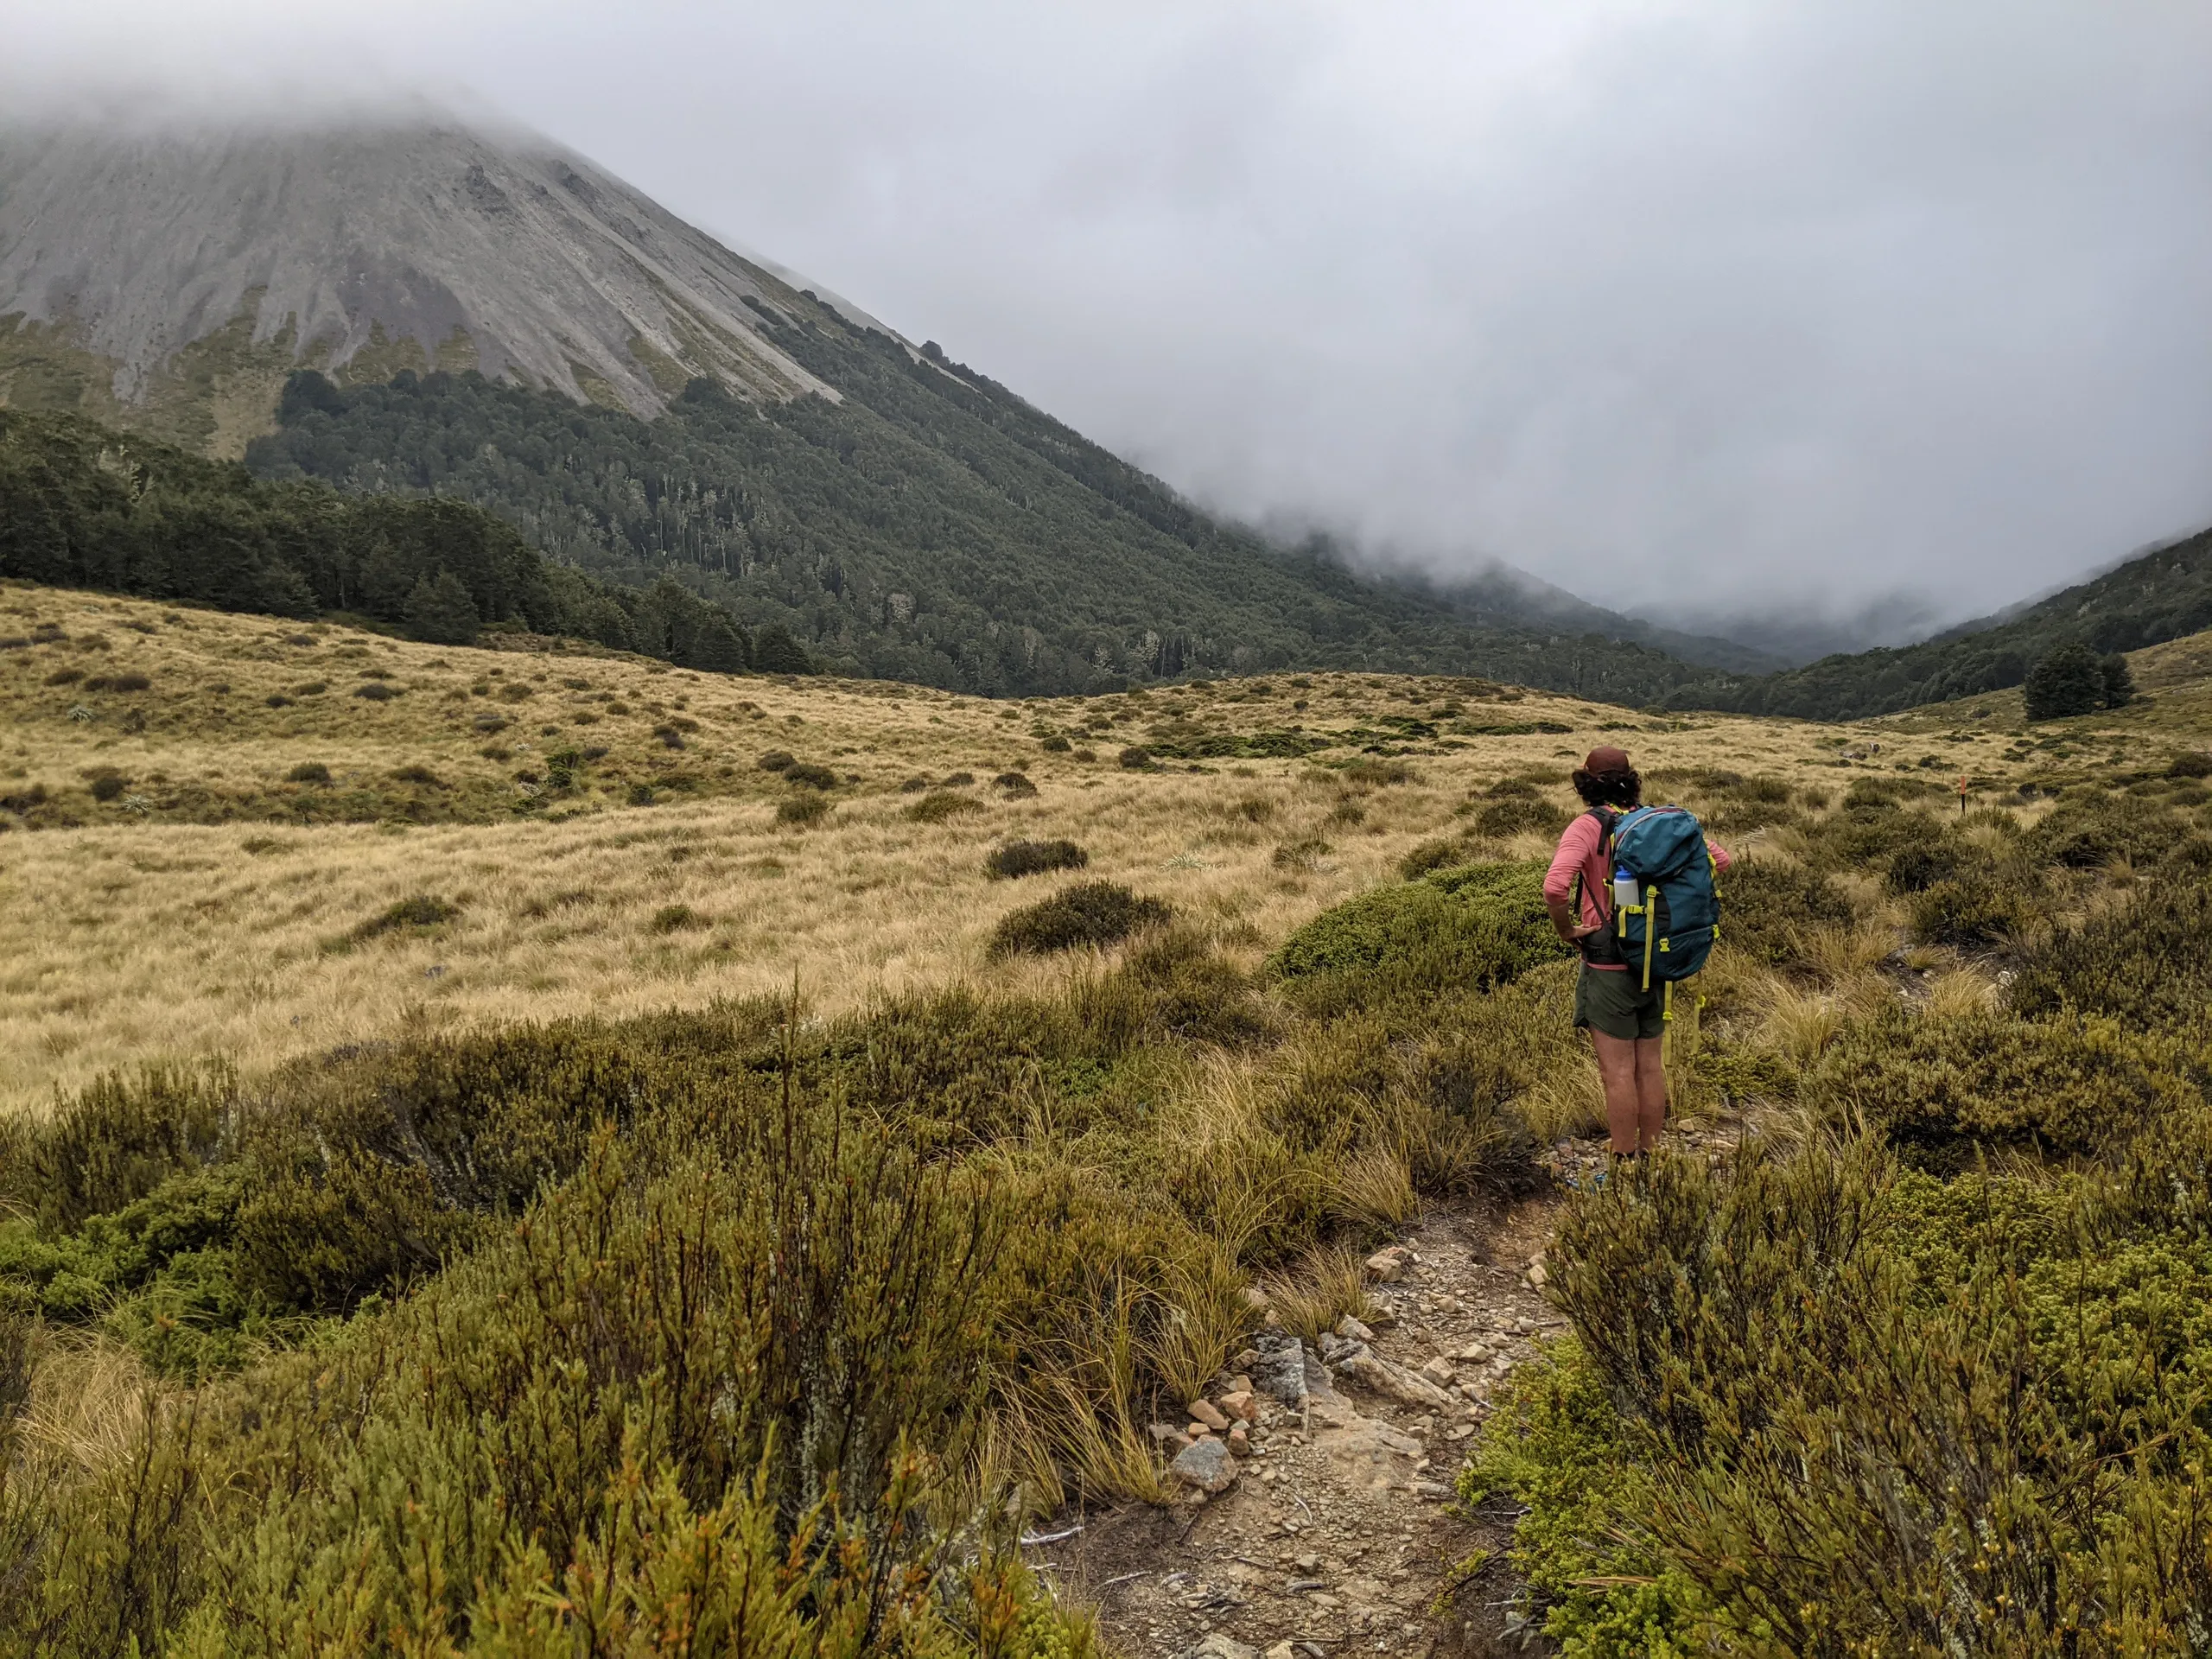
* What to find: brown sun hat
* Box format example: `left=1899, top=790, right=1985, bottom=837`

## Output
left=1582, top=746, right=1632, bottom=776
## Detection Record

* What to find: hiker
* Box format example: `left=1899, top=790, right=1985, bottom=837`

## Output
left=1542, top=747, right=1730, bottom=1158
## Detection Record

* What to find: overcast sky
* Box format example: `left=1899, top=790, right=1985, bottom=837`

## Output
left=12, top=1, right=2212, bottom=641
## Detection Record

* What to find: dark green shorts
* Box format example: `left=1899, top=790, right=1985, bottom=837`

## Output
left=1573, top=964, right=1667, bottom=1041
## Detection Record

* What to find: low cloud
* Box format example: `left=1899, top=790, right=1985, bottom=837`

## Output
left=11, top=1, right=2212, bottom=637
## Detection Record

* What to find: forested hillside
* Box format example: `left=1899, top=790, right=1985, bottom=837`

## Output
left=0, top=409, right=805, bottom=672
left=1671, top=524, right=2212, bottom=719
left=246, top=310, right=1727, bottom=701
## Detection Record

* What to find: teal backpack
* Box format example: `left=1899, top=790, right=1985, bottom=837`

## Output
left=1580, top=804, right=1722, bottom=1007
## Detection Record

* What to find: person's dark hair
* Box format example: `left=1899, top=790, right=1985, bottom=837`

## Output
left=1573, top=766, right=1642, bottom=810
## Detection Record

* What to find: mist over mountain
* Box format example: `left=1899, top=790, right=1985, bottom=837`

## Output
left=0, top=115, right=1769, bottom=698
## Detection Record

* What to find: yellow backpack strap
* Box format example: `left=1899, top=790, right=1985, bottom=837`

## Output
left=1642, top=885, right=1657, bottom=989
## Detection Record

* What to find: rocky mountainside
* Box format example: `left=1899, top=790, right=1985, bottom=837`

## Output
left=1, top=115, right=1761, bottom=696
left=0, top=119, right=836, bottom=455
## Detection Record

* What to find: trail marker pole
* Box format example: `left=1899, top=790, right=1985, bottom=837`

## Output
left=1957, top=774, right=1969, bottom=817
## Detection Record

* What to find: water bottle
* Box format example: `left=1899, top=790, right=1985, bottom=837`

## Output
left=1611, top=865, right=1640, bottom=912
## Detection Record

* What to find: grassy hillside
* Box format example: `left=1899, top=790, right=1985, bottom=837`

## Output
left=9, top=575, right=2212, bottom=1654
left=1674, top=522, right=2212, bottom=719
left=245, top=317, right=1734, bottom=701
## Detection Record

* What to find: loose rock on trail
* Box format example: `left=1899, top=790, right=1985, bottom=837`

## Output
left=1025, top=1195, right=1566, bottom=1657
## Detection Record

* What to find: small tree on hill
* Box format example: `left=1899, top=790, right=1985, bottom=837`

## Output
left=2101, top=652, right=2136, bottom=709
left=404, top=568, right=480, bottom=645
left=2024, top=642, right=2105, bottom=721
left=753, top=623, right=812, bottom=676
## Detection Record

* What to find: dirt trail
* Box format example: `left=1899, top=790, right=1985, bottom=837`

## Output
left=1027, top=1193, right=1568, bottom=1658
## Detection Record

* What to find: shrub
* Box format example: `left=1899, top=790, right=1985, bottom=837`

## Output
left=1474, top=795, right=1567, bottom=838
left=2166, top=750, right=2212, bottom=779
left=988, top=881, right=1172, bottom=959
left=340, top=894, right=461, bottom=947
left=1116, top=746, right=1153, bottom=770
left=2024, top=641, right=2107, bottom=719
left=626, top=783, right=657, bottom=806
left=1884, top=837, right=1965, bottom=894
left=906, top=790, right=982, bottom=823
left=784, top=762, right=837, bottom=790
left=650, top=904, right=709, bottom=934
left=43, top=666, right=81, bottom=686
left=756, top=750, right=795, bottom=772
left=1543, top=1140, right=2212, bottom=1652
left=776, top=792, right=830, bottom=827
left=2024, top=791, right=2178, bottom=868
left=1271, top=836, right=1332, bottom=872
left=1802, top=1011, right=2183, bottom=1167
left=1268, top=860, right=1568, bottom=1012
left=994, top=771, right=1038, bottom=798
left=390, top=765, right=442, bottom=786
left=1039, top=734, right=1072, bottom=753
left=652, top=723, right=687, bottom=749
left=353, top=682, right=398, bottom=702
left=1398, top=837, right=1466, bottom=879
left=83, top=672, right=151, bottom=692
left=1910, top=871, right=2030, bottom=949
left=2011, top=883, right=2212, bottom=1027
left=1719, top=859, right=1857, bottom=967
left=986, top=839, right=1089, bottom=880
left=284, top=762, right=332, bottom=785
left=1342, top=757, right=1415, bottom=786
left=89, top=773, right=127, bottom=803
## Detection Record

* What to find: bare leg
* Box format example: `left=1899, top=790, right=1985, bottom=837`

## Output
left=1590, top=1029, right=1643, bottom=1154
left=1632, top=1036, right=1669, bottom=1150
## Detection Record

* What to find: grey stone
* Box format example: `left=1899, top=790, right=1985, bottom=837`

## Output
left=1249, top=1332, right=1309, bottom=1404
left=1170, top=1435, right=1239, bottom=1493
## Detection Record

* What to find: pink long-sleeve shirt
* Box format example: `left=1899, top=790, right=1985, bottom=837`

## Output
left=1543, top=810, right=1732, bottom=970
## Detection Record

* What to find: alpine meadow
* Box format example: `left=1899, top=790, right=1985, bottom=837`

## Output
left=6, top=97, right=2212, bottom=1659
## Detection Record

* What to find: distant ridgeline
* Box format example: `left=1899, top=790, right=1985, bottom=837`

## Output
left=1668, top=525, right=2212, bottom=721
left=245, top=310, right=1722, bottom=702
left=0, top=410, right=810, bottom=673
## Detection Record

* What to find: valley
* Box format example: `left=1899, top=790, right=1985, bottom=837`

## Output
left=8, top=571, right=2212, bottom=1655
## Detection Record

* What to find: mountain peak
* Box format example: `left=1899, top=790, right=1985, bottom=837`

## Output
left=0, top=117, right=845, bottom=451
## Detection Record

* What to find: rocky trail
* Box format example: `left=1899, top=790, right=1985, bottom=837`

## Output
left=1026, top=1191, right=1570, bottom=1659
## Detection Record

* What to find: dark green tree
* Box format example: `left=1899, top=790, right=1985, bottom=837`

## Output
left=2101, top=652, right=2136, bottom=709
left=2024, top=642, right=2106, bottom=721
left=753, top=623, right=812, bottom=676
left=404, top=567, right=481, bottom=645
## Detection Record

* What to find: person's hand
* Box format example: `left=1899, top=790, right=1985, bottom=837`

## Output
left=1559, top=921, right=1603, bottom=943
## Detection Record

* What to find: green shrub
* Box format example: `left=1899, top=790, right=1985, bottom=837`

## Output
left=1268, top=860, right=1568, bottom=1013
left=1397, top=836, right=1466, bottom=879
left=83, top=672, right=150, bottom=692
left=994, top=770, right=1038, bottom=798
left=1473, top=795, right=1568, bottom=837
left=1546, top=1140, right=2212, bottom=1653
left=1908, top=870, right=2030, bottom=949
left=1883, top=836, right=1966, bottom=893
left=986, top=839, right=1089, bottom=880
left=650, top=904, right=709, bottom=934
left=784, top=761, right=837, bottom=790
left=1719, top=859, right=1855, bottom=966
left=2165, top=750, right=2212, bottom=779
left=89, top=773, right=127, bottom=803
left=1802, top=1011, right=2186, bottom=1168
left=283, top=761, right=331, bottom=785
left=1343, top=757, right=1416, bottom=785
left=1116, top=746, right=1153, bottom=770
left=988, top=881, right=1172, bottom=959
left=1039, top=734, right=1072, bottom=753
left=756, top=749, right=796, bottom=772
left=1459, top=1337, right=1713, bottom=1654
left=2024, top=791, right=2180, bottom=868
left=906, top=790, right=982, bottom=823
left=776, top=791, right=830, bottom=827
left=353, top=681, right=398, bottom=702
left=339, top=894, right=461, bottom=948
left=389, top=764, right=442, bottom=786
left=627, top=782, right=657, bottom=806
left=2011, top=883, right=2212, bottom=1028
